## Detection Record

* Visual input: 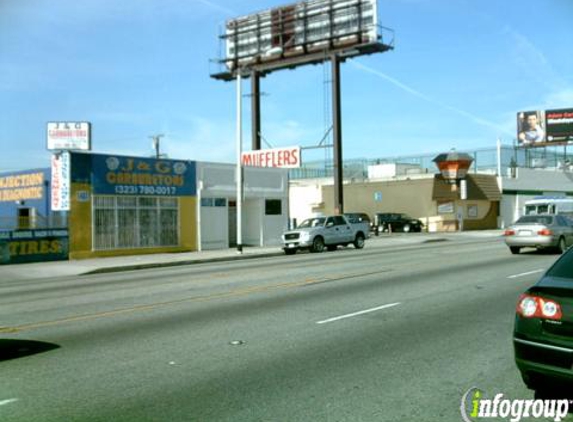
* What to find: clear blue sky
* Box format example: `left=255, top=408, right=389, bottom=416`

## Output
left=1, top=0, right=572, bottom=172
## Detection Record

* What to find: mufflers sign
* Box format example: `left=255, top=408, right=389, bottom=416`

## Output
left=241, top=146, right=301, bottom=168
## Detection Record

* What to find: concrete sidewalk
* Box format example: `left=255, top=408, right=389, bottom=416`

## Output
left=1, top=230, right=504, bottom=281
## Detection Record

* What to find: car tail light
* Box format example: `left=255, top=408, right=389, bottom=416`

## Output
left=537, top=228, right=553, bottom=236
left=516, top=294, right=562, bottom=320
left=504, top=229, right=515, bottom=236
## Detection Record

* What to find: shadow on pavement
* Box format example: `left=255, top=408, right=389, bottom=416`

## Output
left=0, top=339, right=60, bottom=362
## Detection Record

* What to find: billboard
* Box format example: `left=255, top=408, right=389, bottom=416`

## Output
left=47, top=122, right=91, bottom=151
left=242, top=146, right=301, bottom=168
left=213, top=0, right=388, bottom=79
left=51, top=152, right=71, bottom=211
left=517, top=108, right=573, bottom=147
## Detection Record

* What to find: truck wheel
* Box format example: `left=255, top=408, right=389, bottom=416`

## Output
left=284, top=248, right=296, bottom=255
left=354, top=233, right=365, bottom=249
left=311, top=237, right=325, bottom=253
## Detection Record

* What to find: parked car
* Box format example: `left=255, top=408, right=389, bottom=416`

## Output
left=281, top=215, right=367, bottom=255
left=373, top=213, right=424, bottom=234
left=504, top=214, right=573, bottom=254
left=514, top=247, right=573, bottom=398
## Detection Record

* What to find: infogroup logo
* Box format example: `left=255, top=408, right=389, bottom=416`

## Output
left=460, top=387, right=571, bottom=422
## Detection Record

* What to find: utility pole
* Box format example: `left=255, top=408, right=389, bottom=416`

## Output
left=149, top=134, right=164, bottom=159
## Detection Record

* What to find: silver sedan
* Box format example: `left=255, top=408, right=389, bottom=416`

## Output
left=504, top=214, right=573, bottom=254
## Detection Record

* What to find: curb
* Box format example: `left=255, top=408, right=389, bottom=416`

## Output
left=82, top=251, right=285, bottom=275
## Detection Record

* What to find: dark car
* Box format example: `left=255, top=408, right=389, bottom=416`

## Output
left=514, top=247, right=573, bottom=398
left=374, top=213, right=424, bottom=234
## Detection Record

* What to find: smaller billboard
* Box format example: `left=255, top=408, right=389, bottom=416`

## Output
left=51, top=152, right=71, bottom=211
left=517, top=108, right=573, bottom=147
left=241, top=146, right=301, bottom=168
left=47, top=122, right=91, bottom=151
left=546, top=108, right=573, bottom=143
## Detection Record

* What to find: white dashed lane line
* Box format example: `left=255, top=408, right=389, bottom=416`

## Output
left=507, top=269, right=544, bottom=279
left=0, top=398, right=18, bottom=406
left=316, top=302, right=401, bottom=324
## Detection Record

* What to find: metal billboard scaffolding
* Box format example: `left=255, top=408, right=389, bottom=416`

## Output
left=210, top=0, right=394, bottom=215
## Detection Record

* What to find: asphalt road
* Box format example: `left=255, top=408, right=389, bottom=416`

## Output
left=1, top=235, right=571, bottom=422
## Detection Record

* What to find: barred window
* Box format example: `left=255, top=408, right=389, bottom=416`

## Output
left=93, top=196, right=179, bottom=250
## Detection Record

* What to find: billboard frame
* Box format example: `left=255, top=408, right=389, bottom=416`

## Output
left=210, top=0, right=393, bottom=81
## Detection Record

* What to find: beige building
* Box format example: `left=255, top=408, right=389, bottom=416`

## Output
left=290, top=173, right=501, bottom=232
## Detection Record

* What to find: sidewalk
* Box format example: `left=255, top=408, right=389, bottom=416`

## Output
left=1, top=230, right=504, bottom=281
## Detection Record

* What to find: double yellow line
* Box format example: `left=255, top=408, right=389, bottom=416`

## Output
left=0, top=269, right=387, bottom=334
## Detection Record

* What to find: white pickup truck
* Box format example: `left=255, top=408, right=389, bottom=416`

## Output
left=281, top=215, right=368, bottom=255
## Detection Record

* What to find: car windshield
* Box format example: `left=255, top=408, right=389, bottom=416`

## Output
left=515, top=216, right=553, bottom=225
left=297, top=218, right=326, bottom=228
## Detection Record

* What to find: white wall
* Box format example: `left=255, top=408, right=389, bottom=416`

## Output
left=200, top=205, right=228, bottom=250
left=288, top=178, right=330, bottom=224
left=196, top=162, right=289, bottom=250
left=263, top=198, right=289, bottom=246
left=243, top=199, right=262, bottom=246
left=504, top=167, right=573, bottom=192
left=367, top=163, right=423, bottom=179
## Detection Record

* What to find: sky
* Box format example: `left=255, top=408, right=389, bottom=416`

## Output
left=1, top=0, right=572, bottom=172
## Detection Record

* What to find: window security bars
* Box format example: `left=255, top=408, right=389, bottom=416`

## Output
left=93, top=196, right=179, bottom=251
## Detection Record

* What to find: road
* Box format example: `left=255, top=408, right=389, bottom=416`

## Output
left=1, top=235, right=570, bottom=421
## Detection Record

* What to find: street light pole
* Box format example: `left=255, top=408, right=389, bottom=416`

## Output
left=150, top=134, right=164, bottom=159
left=236, top=69, right=243, bottom=254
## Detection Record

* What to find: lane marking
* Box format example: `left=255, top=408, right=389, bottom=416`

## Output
left=0, top=398, right=18, bottom=406
left=507, top=269, right=544, bottom=279
left=316, top=302, right=401, bottom=324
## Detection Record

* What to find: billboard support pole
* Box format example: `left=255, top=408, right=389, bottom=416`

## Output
left=331, top=54, right=344, bottom=215
left=251, top=70, right=261, bottom=150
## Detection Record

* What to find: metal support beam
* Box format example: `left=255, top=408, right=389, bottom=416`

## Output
left=331, top=54, right=343, bottom=215
left=251, top=70, right=261, bottom=150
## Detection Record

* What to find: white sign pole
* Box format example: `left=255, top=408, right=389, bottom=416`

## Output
left=236, top=71, right=243, bottom=254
